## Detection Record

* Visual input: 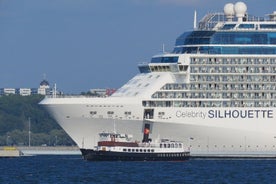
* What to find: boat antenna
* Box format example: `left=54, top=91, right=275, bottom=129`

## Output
left=28, top=117, right=31, bottom=147
left=193, top=10, right=197, bottom=30
left=162, top=43, right=165, bottom=53
left=53, top=83, right=57, bottom=98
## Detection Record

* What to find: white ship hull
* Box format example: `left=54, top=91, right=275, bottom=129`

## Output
left=41, top=97, right=276, bottom=157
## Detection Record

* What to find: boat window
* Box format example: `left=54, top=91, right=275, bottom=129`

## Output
left=124, top=111, right=131, bottom=115
left=136, top=149, right=139, bottom=152
left=151, top=149, right=154, bottom=152
left=179, top=144, right=182, bottom=148
left=168, top=144, right=170, bottom=148
left=260, top=24, right=276, bottom=29
left=179, top=65, right=188, bottom=72
left=171, top=144, right=174, bottom=148
left=220, top=24, right=236, bottom=30
left=160, top=144, right=162, bottom=148
left=144, top=149, right=147, bottom=152
left=175, top=144, right=178, bottom=148
left=164, top=144, right=166, bottom=148
left=128, top=149, right=131, bottom=152
left=151, top=56, right=179, bottom=63
left=140, top=149, right=143, bottom=152
left=147, top=149, right=150, bottom=152
left=138, top=65, right=151, bottom=73
left=90, top=111, right=97, bottom=115
left=238, top=24, right=254, bottom=29
left=123, top=149, right=127, bottom=152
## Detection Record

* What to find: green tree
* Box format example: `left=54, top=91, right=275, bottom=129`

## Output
left=0, top=95, right=75, bottom=146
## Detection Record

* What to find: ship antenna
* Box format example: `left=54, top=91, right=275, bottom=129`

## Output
left=193, top=10, right=197, bottom=30
left=53, top=83, right=57, bottom=98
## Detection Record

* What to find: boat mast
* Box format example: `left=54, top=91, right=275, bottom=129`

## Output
left=193, top=10, right=197, bottom=30
left=28, top=117, right=31, bottom=147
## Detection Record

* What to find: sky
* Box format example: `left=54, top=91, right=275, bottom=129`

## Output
left=1, top=0, right=276, bottom=94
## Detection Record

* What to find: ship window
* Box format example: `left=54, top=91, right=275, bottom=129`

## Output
left=138, top=65, right=151, bottom=73
left=221, top=24, right=236, bottom=30
left=90, top=111, right=97, bottom=115
left=179, top=65, right=188, bottom=71
left=238, top=24, right=254, bottom=29
left=144, top=149, right=147, bottom=152
left=123, top=149, right=127, bottom=152
left=151, top=149, right=154, bottom=152
left=128, top=149, right=131, bottom=152
left=151, top=56, right=179, bottom=63
left=107, top=111, right=114, bottom=115
left=124, top=111, right=131, bottom=115
left=158, top=112, right=165, bottom=116
left=260, top=24, right=276, bottom=29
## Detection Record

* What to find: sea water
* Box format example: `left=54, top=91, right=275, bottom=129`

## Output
left=0, top=155, right=275, bottom=184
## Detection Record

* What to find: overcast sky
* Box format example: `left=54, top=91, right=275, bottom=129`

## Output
left=1, top=0, right=276, bottom=93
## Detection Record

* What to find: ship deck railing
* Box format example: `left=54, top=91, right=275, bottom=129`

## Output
left=45, top=95, right=108, bottom=98
left=198, top=12, right=276, bottom=30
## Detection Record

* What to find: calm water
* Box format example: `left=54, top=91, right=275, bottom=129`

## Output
left=0, top=155, right=275, bottom=184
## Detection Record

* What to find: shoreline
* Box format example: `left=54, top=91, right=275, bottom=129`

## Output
left=17, top=146, right=81, bottom=155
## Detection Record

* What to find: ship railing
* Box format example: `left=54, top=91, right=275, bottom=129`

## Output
left=138, top=142, right=158, bottom=148
left=45, top=94, right=108, bottom=98
left=198, top=12, right=275, bottom=30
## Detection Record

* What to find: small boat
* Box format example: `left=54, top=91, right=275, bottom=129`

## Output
left=80, top=131, right=190, bottom=161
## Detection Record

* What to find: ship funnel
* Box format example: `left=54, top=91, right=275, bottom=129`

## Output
left=234, top=2, right=247, bottom=22
left=224, top=3, right=235, bottom=21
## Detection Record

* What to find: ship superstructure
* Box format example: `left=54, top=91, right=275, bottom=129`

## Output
left=40, top=2, right=276, bottom=157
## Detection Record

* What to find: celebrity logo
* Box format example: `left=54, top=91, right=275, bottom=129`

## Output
left=208, top=110, right=273, bottom=119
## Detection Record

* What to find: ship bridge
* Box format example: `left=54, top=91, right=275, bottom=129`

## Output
left=174, top=2, right=276, bottom=55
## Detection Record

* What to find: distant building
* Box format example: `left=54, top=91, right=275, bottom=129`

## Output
left=0, top=79, right=53, bottom=96
left=18, top=88, right=31, bottom=96
left=37, top=79, right=51, bottom=95
left=0, top=88, right=16, bottom=95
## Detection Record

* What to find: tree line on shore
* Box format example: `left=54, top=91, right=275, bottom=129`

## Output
left=0, top=95, right=75, bottom=146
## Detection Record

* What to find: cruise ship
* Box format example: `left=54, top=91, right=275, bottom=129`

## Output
left=40, top=2, right=276, bottom=157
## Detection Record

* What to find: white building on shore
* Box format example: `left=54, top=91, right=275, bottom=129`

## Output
left=0, top=79, right=52, bottom=96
